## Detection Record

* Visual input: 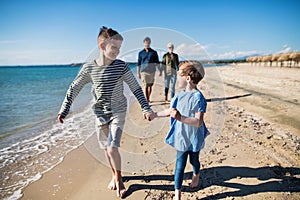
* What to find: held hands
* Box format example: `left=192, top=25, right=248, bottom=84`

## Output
left=144, top=111, right=157, bottom=121
left=170, top=108, right=181, bottom=121
left=143, top=108, right=182, bottom=122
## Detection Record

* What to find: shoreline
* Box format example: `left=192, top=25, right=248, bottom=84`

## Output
left=18, top=63, right=300, bottom=199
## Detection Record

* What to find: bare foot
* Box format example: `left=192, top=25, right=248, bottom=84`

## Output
left=174, top=189, right=181, bottom=200
left=189, top=173, right=200, bottom=188
left=116, top=181, right=126, bottom=198
left=107, top=177, right=116, bottom=190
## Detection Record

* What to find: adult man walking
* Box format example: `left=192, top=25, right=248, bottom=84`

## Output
left=137, top=37, right=161, bottom=103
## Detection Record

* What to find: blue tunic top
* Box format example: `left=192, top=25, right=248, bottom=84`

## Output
left=165, top=90, right=208, bottom=152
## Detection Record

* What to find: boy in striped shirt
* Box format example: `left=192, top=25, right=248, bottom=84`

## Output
left=58, top=26, right=153, bottom=198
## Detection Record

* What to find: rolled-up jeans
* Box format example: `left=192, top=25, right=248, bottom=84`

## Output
left=164, top=73, right=177, bottom=98
left=174, top=150, right=200, bottom=190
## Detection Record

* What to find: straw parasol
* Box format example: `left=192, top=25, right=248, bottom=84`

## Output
left=262, top=55, right=272, bottom=66
left=278, top=53, right=290, bottom=67
left=247, top=56, right=256, bottom=65
left=286, top=52, right=293, bottom=67
left=251, top=56, right=258, bottom=65
left=246, top=57, right=252, bottom=62
left=271, top=54, right=281, bottom=67
left=257, top=56, right=264, bottom=66
left=289, top=52, right=300, bottom=67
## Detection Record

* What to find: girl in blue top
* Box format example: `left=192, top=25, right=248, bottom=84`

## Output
left=151, top=61, right=208, bottom=200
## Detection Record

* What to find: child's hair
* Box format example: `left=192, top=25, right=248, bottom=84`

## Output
left=98, top=26, right=123, bottom=42
left=180, top=61, right=205, bottom=84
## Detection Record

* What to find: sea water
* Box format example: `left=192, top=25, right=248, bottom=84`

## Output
left=0, top=64, right=99, bottom=199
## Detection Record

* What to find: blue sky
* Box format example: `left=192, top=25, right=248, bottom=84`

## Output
left=0, top=0, right=299, bottom=65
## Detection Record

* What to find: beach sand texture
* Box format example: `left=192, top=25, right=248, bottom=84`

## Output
left=21, top=64, right=300, bottom=200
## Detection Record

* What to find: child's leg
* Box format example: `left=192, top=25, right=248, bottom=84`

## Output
left=97, top=119, right=116, bottom=190
left=174, top=189, right=181, bottom=200
left=106, top=146, right=126, bottom=197
left=188, top=151, right=200, bottom=188
left=106, top=113, right=126, bottom=197
left=104, top=148, right=116, bottom=190
left=174, top=151, right=188, bottom=200
left=190, top=173, right=200, bottom=188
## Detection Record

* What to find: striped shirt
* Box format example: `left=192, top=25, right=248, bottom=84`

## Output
left=59, top=59, right=152, bottom=118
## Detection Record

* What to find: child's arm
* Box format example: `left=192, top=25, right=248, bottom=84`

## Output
left=57, top=114, right=64, bottom=123
left=58, top=65, right=91, bottom=123
left=171, top=108, right=204, bottom=127
left=123, top=65, right=152, bottom=115
left=149, top=108, right=171, bottom=120
left=156, top=108, right=171, bottom=117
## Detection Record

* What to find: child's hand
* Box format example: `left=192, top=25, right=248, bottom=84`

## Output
left=149, top=112, right=157, bottom=121
left=144, top=111, right=156, bottom=121
left=57, top=114, right=64, bottom=123
left=170, top=108, right=181, bottom=121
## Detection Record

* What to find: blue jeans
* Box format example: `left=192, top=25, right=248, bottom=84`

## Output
left=164, top=74, right=176, bottom=98
left=174, top=150, right=200, bottom=190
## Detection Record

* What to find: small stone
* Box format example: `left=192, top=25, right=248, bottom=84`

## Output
left=267, top=135, right=273, bottom=139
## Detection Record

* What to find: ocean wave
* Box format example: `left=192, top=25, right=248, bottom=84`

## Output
left=0, top=103, right=95, bottom=200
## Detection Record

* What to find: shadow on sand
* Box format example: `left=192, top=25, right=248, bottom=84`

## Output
left=149, top=93, right=252, bottom=107
left=122, top=166, right=300, bottom=199
left=206, top=93, right=252, bottom=102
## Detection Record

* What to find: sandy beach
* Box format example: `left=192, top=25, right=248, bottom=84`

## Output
left=21, top=63, right=300, bottom=200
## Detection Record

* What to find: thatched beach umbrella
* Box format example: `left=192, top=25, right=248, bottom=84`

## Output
left=257, top=56, right=264, bottom=66
left=271, top=54, right=281, bottom=67
left=252, top=56, right=258, bottom=63
left=278, top=53, right=290, bottom=67
left=247, top=56, right=256, bottom=65
left=285, top=52, right=293, bottom=67
left=247, top=56, right=253, bottom=64
left=289, top=52, right=300, bottom=67
left=262, top=55, right=272, bottom=66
